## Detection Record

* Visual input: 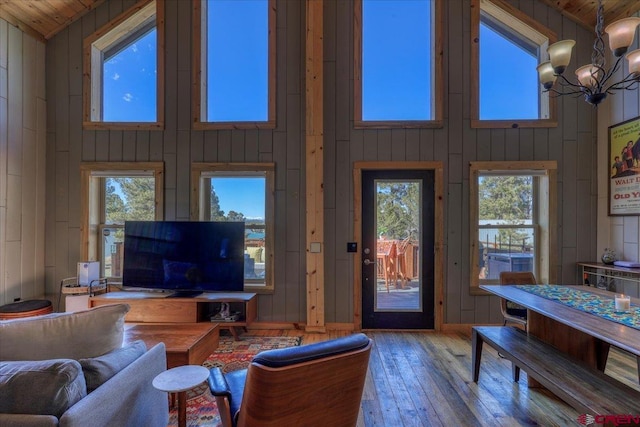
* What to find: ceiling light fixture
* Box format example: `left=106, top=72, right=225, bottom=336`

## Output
left=536, top=0, right=640, bottom=106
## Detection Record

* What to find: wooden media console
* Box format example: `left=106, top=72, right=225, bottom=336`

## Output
left=90, top=291, right=257, bottom=339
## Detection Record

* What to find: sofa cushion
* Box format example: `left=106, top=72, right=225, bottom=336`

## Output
left=0, top=359, right=87, bottom=419
left=0, top=304, right=130, bottom=361
left=79, top=340, right=147, bottom=392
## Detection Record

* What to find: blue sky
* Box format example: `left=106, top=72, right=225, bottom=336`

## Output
left=207, top=0, right=268, bottom=121
left=103, top=29, right=157, bottom=122
left=103, top=0, right=540, bottom=216
left=103, top=0, right=539, bottom=123
left=211, top=177, right=265, bottom=219
left=479, top=23, right=538, bottom=119
left=363, top=0, right=431, bottom=120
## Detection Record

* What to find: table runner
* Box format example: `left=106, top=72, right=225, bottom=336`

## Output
left=515, top=285, right=640, bottom=330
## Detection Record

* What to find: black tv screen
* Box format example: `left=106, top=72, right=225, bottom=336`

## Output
left=123, top=221, right=245, bottom=294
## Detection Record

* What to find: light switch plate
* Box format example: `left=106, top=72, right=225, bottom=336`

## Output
left=310, top=242, right=322, bottom=253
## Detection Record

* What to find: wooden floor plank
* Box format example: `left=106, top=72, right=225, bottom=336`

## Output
left=392, top=333, right=446, bottom=426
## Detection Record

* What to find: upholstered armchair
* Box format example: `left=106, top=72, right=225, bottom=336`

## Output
left=208, top=333, right=372, bottom=427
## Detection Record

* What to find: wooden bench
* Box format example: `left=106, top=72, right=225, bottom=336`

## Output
left=472, top=326, right=640, bottom=418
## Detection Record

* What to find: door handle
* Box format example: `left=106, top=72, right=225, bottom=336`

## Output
left=363, top=259, right=376, bottom=266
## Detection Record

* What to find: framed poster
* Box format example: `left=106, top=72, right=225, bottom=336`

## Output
left=609, top=116, right=640, bottom=216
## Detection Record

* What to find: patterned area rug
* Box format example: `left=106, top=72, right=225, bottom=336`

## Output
left=516, top=285, right=640, bottom=330
left=167, top=333, right=302, bottom=427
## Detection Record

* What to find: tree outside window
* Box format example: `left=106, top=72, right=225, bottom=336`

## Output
left=376, top=181, right=420, bottom=242
left=102, top=177, right=156, bottom=278
left=477, top=174, right=536, bottom=282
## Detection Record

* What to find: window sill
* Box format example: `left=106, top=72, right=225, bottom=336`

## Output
left=471, top=119, right=558, bottom=129
left=193, top=120, right=276, bottom=130
left=83, top=121, right=164, bottom=131
left=354, top=119, right=444, bottom=129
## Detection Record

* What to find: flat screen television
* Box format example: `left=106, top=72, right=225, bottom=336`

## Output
left=123, top=221, right=245, bottom=296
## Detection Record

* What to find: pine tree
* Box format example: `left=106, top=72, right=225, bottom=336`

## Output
left=478, top=176, right=532, bottom=249
left=105, top=177, right=155, bottom=223
left=210, top=185, right=226, bottom=220
left=376, top=182, right=419, bottom=241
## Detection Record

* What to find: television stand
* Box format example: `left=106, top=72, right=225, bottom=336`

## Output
left=89, top=291, right=257, bottom=340
left=167, top=290, right=203, bottom=298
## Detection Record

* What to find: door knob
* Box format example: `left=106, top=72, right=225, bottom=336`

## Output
left=363, top=259, right=375, bottom=266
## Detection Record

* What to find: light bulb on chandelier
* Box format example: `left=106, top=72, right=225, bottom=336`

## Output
left=536, top=0, right=640, bottom=106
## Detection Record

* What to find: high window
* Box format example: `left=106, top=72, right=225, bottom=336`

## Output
left=191, top=163, right=275, bottom=292
left=83, top=0, right=164, bottom=129
left=193, top=0, right=275, bottom=129
left=80, top=163, right=164, bottom=279
left=354, top=0, right=443, bottom=127
left=469, top=161, right=557, bottom=294
left=471, top=0, right=556, bottom=128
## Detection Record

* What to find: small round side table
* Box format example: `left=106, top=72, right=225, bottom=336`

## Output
left=0, top=299, right=52, bottom=320
left=152, top=365, right=209, bottom=427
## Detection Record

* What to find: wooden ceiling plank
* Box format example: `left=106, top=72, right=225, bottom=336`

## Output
left=574, top=2, right=598, bottom=28
left=77, top=0, right=98, bottom=7
left=44, top=0, right=107, bottom=39
left=25, top=0, right=75, bottom=26
left=0, top=1, right=51, bottom=35
left=605, top=0, right=640, bottom=24
left=45, top=2, right=83, bottom=18
left=537, top=0, right=595, bottom=31
left=48, top=0, right=94, bottom=15
left=6, top=0, right=61, bottom=27
left=0, top=7, right=46, bottom=42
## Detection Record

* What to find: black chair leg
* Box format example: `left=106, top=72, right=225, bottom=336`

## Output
left=472, top=329, right=483, bottom=383
left=512, top=363, right=520, bottom=382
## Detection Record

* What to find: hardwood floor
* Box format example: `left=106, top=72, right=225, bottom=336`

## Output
left=255, top=329, right=640, bottom=427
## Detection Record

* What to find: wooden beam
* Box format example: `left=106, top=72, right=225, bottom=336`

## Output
left=305, top=0, right=324, bottom=333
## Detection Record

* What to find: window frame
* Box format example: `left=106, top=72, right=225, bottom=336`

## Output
left=83, top=0, right=165, bottom=130
left=191, top=162, right=275, bottom=293
left=470, top=0, right=557, bottom=129
left=469, top=161, right=557, bottom=295
left=192, top=0, right=276, bottom=130
left=353, top=0, right=443, bottom=128
left=80, top=162, right=165, bottom=277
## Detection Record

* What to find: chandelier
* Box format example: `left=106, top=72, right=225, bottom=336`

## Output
left=536, top=0, right=640, bottom=106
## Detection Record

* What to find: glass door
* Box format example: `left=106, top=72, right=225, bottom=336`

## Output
left=361, top=170, right=435, bottom=329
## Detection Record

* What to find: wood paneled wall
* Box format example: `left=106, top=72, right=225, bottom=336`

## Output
left=325, top=0, right=598, bottom=325
left=0, top=18, right=46, bottom=306
left=600, top=11, right=640, bottom=299
left=42, top=0, right=599, bottom=324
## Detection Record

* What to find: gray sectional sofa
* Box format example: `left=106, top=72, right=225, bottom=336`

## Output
left=0, top=304, right=169, bottom=427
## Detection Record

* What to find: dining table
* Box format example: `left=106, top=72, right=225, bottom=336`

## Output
left=480, top=284, right=640, bottom=384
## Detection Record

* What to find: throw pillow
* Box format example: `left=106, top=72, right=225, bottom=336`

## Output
left=0, top=304, right=130, bottom=361
left=0, top=359, right=87, bottom=418
left=79, top=340, right=147, bottom=392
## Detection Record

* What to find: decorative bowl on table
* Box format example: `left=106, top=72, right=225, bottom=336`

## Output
left=601, top=248, right=616, bottom=265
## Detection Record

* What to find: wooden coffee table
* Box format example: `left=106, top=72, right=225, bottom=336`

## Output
left=124, top=323, right=219, bottom=368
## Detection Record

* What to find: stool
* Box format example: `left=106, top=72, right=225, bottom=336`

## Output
left=153, top=365, right=209, bottom=427
left=0, top=300, right=53, bottom=320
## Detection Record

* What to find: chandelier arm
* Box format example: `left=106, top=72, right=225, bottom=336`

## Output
left=547, top=87, right=586, bottom=96
left=555, top=72, right=588, bottom=91
left=594, top=55, right=625, bottom=92
left=605, top=75, right=640, bottom=92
